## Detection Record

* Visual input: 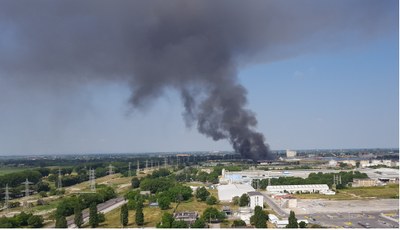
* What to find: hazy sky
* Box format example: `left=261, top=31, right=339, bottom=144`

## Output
left=0, top=0, right=398, bottom=155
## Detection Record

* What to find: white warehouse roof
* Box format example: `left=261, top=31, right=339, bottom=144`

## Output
left=218, top=183, right=255, bottom=202
left=267, top=184, right=330, bottom=193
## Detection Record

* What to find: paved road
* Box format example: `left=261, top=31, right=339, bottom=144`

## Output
left=261, top=192, right=287, bottom=218
left=68, top=197, right=126, bottom=228
left=49, top=197, right=126, bottom=228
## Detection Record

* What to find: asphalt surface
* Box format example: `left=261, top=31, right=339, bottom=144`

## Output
left=298, top=211, right=399, bottom=228
left=261, top=192, right=399, bottom=228
left=261, top=192, right=287, bottom=217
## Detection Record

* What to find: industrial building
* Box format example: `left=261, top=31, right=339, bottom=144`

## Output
left=351, top=179, right=378, bottom=187
left=173, top=212, right=198, bottom=224
left=286, top=150, right=297, bottom=158
left=266, top=184, right=335, bottom=195
left=217, top=183, right=255, bottom=202
left=268, top=214, right=309, bottom=228
left=248, top=191, right=264, bottom=209
left=219, top=168, right=278, bottom=184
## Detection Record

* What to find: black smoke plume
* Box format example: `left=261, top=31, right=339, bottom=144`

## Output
left=0, top=0, right=396, bottom=160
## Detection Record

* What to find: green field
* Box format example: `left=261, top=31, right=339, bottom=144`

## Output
left=0, top=167, right=34, bottom=176
left=293, top=184, right=399, bottom=200
left=343, top=184, right=399, bottom=199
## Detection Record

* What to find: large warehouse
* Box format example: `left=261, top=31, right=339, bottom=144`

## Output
left=266, top=184, right=335, bottom=195
left=217, top=183, right=255, bottom=202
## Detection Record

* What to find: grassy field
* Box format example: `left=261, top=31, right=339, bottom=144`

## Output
left=343, top=184, right=399, bottom=199
left=64, top=173, right=133, bottom=194
left=0, top=167, right=34, bottom=176
left=101, top=205, right=164, bottom=228
left=293, top=184, right=399, bottom=200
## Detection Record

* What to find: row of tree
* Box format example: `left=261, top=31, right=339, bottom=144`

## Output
left=252, top=171, right=369, bottom=190
left=0, top=212, right=43, bottom=228
left=120, top=200, right=144, bottom=227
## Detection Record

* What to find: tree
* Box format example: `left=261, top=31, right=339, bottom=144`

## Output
left=195, top=187, right=210, bottom=201
left=89, top=203, right=99, bottom=228
left=157, top=213, right=174, bottom=228
left=192, top=218, right=206, bottom=228
left=206, top=195, right=218, bottom=205
left=202, top=207, right=225, bottom=223
left=167, top=185, right=193, bottom=201
left=299, top=221, right=307, bottom=228
left=120, top=204, right=129, bottom=227
left=131, top=177, right=140, bottom=188
left=98, top=213, right=105, bottom=224
left=250, top=206, right=268, bottom=228
left=74, top=205, right=83, bottom=228
left=27, top=215, right=44, bottom=228
left=158, top=195, right=171, bottom=210
left=232, top=196, right=240, bottom=205
left=135, top=206, right=144, bottom=226
left=36, top=181, right=50, bottom=192
left=286, top=211, right=298, bottom=228
left=232, top=219, right=247, bottom=228
left=55, top=215, right=67, bottom=228
left=239, top=193, right=250, bottom=207
left=16, top=212, right=32, bottom=226
left=171, top=220, right=188, bottom=228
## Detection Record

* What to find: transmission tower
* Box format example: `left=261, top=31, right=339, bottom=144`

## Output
left=137, top=160, right=140, bottom=174
left=164, top=157, right=168, bottom=168
left=57, top=168, right=62, bottom=190
left=128, top=162, right=131, bottom=177
left=108, top=164, right=115, bottom=175
left=22, top=178, right=33, bottom=198
left=3, top=184, right=10, bottom=212
left=145, top=160, right=148, bottom=170
left=21, top=178, right=33, bottom=209
left=89, top=169, right=96, bottom=192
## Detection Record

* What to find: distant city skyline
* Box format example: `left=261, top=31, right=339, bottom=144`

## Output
left=0, top=0, right=398, bottom=155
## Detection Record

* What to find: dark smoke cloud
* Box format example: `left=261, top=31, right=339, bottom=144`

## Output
left=0, top=0, right=397, bottom=160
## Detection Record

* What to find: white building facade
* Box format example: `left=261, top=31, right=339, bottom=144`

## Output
left=286, top=150, right=297, bottom=158
left=266, top=184, right=335, bottom=195
left=247, top=191, right=264, bottom=209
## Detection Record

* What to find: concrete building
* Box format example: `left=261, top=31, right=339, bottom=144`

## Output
left=351, top=179, right=378, bottom=187
left=328, top=160, right=338, bottom=167
left=341, top=160, right=356, bottom=167
left=173, top=212, right=198, bottom=224
left=286, top=150, right=297, bottom=158
left=217, top=183, right=255, bottom=202
left=248, top=191, right=264, bottom=209
left=371, top=160, right=382, bottom=166
left=382, top=160, right=392, bottom=167
left=266, top=184, right=335, bottom=195
left=219, top=169, right=274, bottom=184
left=269, top=214, right=308, bottom=228
left=360, top=160, right=370, bottom=168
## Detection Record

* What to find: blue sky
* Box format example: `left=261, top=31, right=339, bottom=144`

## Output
left=2, top=35, right=397, bottom=155
left=239, top=36, right=398, bottom=150
left=0, top=0, right=398, bottom=155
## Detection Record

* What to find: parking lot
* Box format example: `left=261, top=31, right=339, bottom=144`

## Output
left=293, top=199, right=398, bottom=214
left=299, top=211, right=399, bottom=228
